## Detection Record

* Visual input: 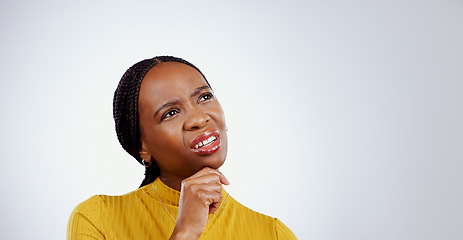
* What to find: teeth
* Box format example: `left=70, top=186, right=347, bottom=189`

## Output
left=194, top=136, right=217, bottom=149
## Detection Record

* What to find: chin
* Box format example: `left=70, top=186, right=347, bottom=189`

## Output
left=200, top=148, right=227, bottom=170
left=208, top=159, right=226, bottom=170
left=203, top=154, right=226, bottom=170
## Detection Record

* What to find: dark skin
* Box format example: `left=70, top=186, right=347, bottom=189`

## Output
left=138, top=62, right=229, bottom=239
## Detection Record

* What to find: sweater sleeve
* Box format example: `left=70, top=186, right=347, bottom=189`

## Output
left=275, top=219, right=298, bottom=240
left=67, top=196, right=106, bottom=240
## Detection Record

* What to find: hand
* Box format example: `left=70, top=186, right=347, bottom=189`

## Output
left=169, top=167, right=230, bottom=240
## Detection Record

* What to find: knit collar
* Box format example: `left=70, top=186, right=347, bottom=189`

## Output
left=150, top=177, right=182, bottom=206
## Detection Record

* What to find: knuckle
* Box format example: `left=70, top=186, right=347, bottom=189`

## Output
left=196, top=189, right=206, bottom=199
left=181, top=179, right=190, bottom=189
left=189, top=184, right=199, bottom=192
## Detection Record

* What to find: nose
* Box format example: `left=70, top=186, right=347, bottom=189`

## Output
left=184, top=107, right=210, bottom=131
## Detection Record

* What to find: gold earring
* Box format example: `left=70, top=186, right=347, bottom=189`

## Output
left=142, top=158, right=151, bottom=167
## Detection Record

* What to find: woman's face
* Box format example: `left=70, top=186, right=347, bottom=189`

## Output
left=138, top=62, right=227, bottom=180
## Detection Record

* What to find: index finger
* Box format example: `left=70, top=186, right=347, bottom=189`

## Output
left=189, top=167, right=230, bottom=185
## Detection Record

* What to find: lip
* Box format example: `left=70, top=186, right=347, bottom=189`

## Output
left=190, top=130, right=221, bottom=155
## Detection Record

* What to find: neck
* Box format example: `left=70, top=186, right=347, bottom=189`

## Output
left=159, top=173, right=186, bottom=191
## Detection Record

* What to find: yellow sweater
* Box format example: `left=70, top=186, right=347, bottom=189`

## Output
left=67, top=178, right=297, bottom=239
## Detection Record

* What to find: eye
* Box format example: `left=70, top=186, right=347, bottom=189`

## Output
left=199, top=92, right=214, bottom=102
left=161, top=108, right=179, bottom=121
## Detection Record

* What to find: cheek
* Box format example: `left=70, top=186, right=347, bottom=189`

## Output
left=149, top=125, right=184, bottom=158
left=209, top=104, right=226, bottom=127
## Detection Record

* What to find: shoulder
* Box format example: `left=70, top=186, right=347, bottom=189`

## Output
left=70, top=195, right=105, bottom=219
left=225, top=196, right=298, bottom=239
left=67, top=188, right=149, bottom=239
left=67, top=195, right=106, bottom=239
left=71, top=186, right=148, bottom=215
left=227, top=196, right=273, bottom=220
left=69, top=186, right=151, bottom=219
left=68, top=195, right=108, bottom=231
left=274, top=218, right=298, bottom=240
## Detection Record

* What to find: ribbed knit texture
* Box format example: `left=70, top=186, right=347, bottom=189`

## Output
left=67, top=178, right=297, bottom=239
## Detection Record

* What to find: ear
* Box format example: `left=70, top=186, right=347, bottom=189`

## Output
left=139, top=141, right=151, bottom=163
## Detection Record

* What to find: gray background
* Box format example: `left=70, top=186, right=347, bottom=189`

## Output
left=1, top=0, right=462, bottom=239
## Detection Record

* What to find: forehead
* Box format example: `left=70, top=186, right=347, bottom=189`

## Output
left=138, top=62, right=208, bottom=108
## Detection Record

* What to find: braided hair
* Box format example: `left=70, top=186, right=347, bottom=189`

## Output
left=113, top=56, right=211, bottom=188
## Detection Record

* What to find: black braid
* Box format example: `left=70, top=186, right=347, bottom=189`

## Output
left=113, top=56, right=211, bottom=188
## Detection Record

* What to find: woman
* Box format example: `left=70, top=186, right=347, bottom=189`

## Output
left=67, top=56, right=297, bottom=239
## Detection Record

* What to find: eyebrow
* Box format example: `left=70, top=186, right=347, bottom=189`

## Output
left=190, top=85, right=211, bottom=98
left=153, top=100, right=180, bottom=118
left=153, top=85, right=211, bottom=118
